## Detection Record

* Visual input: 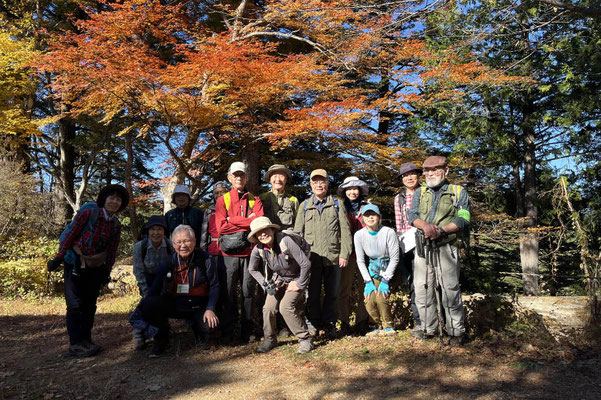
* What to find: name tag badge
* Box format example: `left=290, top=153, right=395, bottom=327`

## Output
left=177, top=284, right=190, bottom=294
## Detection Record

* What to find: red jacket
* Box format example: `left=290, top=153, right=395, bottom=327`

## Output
left=215, top=188, right=264, bottom=257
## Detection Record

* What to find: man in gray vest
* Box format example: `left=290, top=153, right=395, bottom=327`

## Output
left=408, top=156, right=470, bottom=346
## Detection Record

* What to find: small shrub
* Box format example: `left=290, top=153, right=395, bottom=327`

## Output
left=464, top=294, right=516, bottom=337
left=0, top=258, right=62, bottom=298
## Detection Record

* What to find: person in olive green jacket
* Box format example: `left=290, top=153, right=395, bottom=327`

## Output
left=408, top=156, right=470, bottom=346
left=259, top=164, right=299, bottom=230
left=294, top=169, right=352, bottom=337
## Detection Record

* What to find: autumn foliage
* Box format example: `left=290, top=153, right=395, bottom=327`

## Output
left=34, top=0, right=524, bottom=182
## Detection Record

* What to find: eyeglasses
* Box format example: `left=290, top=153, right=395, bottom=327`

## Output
left=173, top=238, right=193, bottom=246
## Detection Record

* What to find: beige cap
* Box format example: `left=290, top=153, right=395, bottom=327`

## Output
left=310, top=169, right=328, bottom=180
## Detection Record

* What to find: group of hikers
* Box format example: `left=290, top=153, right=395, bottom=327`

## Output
left=47, top=155, right=471, bottom=358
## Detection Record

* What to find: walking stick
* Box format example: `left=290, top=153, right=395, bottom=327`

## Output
left=427, top=239, right=445, bottom=345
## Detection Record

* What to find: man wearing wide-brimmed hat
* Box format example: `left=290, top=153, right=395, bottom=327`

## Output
left=294, top=169, right=352, bottom=338
left=259, top=164, right=299, bottom=231
left=47, top=184, right=129, bottom=357
left=408, top=156, right=470, bottom=346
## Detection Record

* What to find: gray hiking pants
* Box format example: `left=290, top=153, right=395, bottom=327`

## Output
left=413, top=243, right=465, bottom=337
left=263, top=288, right=310, bottom=341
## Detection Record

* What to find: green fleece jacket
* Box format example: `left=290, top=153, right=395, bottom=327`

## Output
left=293, top=194, right=352, bottom=263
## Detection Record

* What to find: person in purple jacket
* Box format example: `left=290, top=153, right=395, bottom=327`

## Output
left=141, top=225, right=219, bottom=357
left=247, top=217, right=314, bottom=354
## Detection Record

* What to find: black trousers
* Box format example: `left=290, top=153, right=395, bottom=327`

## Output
left=64, top=264, right=105, bottom=345
left=141, top=295, right=209, bottom=342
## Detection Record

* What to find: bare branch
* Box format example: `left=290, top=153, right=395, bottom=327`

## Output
left=536, top=0, right=601, bottom=17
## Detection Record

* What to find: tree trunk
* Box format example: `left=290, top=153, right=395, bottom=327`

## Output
left=242, top=142, right=259, bottom=194
left=55, top=114, right=76, bottom=224
left=519, top=101, right=539, bottom=295
left=124, top=131, right=139, bottom=240
left=161, top=129, right=201, bottom=213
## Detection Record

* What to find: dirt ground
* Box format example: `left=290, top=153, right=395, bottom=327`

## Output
left=1, top=296, right=600, bottom=400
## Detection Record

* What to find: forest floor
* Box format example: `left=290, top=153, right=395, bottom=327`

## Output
left=1, top=295, right=600, bottom=400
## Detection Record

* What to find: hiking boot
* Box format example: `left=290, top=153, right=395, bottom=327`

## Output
left=256, top=339, right=277, bottom=353
left=353, top=320, right=369, bottom=336
left=68, top=342, right=98, bottom=358
left=381, top=327, right=396, bottom=336
left=446, top=335, right=466, bottom=346
left=411, top=327, right=434, bottom=340
left=149, top=340, right=168, bottom=358
left=134, top=338, right=146, bottom=351
left=366, top=328, right=381, bottom=337
left=82, top=340, right=102, bottom=356
left=338, top=322, right=351, bottom=337
left=278, top=327, right=292, bottom=338
left=297, top=339, right=314, bottom=354
left=324, top=324, right=338, bottom=340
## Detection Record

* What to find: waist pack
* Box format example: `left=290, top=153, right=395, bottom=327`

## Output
left=73, top=246, right=107, bottom=269
left=220, top=231, right=250, bottom=253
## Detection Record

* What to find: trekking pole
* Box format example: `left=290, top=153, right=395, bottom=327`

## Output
left=428, top=240, right=445, bottom=346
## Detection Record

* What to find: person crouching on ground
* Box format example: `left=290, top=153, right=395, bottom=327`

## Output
left=354, top=204, right=400, bottom=336
left=248, top=217, right=314, bottom=354
left=141, top=225, right=219, bottom=357
left=131, top=215, right=174, bottom=350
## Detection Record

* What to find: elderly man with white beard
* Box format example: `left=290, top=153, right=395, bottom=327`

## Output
left=408, top=156, right=471, bottom=346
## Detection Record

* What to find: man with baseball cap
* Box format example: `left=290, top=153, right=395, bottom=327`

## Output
left=394, top=162, right=422, bottom=329
left=215, top=161, right=264, bottom=343
left=294, top=168, right=352, bottom=338
left=164, top=184, right=204, bottom=247
left=408, top=156, right=470, bottom=346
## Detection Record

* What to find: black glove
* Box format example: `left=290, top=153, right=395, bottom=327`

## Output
left=47, top=258, right=63, bottom=272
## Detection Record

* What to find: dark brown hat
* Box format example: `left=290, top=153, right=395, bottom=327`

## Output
left=398, top=162, right=422, bottom=177
left=97, top=184, right=129, bottom=212
left=422, top=156, right=448, bottom=169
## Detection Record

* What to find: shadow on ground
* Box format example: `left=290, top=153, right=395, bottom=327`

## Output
left=0, top=303, right=600, bottom=400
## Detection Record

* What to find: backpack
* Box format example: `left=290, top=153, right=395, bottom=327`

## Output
left=302, top=196, right=339, bottom=218
left=258, top=229, right=312, bottom=265
left=140, top=237, right=174, bottom=262
left=420, top=183, right=471, bottom=253
left=59, top=202, right=100, bottom=244
left=223, top=191, right=255, bottom=212
left=419, top=184, right=463, bottom=208
left=59, top=202, right=100, bottom=266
